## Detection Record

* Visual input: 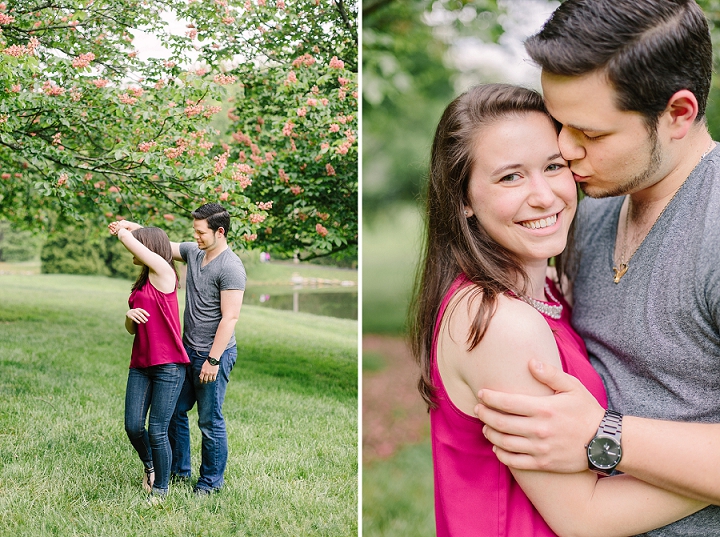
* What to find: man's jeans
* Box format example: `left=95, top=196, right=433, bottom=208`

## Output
left=169, top=345, right=237, bottom=491
left=125, top=363, right=186, bottom=495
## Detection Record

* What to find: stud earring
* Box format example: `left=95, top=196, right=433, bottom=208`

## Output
left=464, top=210, right=469, bottom=217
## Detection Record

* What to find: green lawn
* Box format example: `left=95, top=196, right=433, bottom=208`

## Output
left=362, top=205, right=423, bottom=335
left=0, top=273, right=357, bottom=537
left=362, top=442, right=434, bottom=537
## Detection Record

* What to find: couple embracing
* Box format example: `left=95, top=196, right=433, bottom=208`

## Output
left=109, top=203, right=245, bottom=502
left=412, top=1, right=720, bottom=536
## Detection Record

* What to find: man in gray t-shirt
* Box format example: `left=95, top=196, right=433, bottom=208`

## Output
left=122, top=203, right=245, bottom=495
left=472, top=1, right=720, bottom=535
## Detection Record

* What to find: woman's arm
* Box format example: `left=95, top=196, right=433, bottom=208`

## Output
left=441, top=293, right=707, bottom=537
left=108, top=224, right=176, bottom=292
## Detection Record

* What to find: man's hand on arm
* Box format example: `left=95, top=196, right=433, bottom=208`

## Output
left=474, top=358, right=605, bottom=473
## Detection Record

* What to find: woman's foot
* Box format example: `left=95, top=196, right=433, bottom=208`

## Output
left=142, top=466, right=155, bottom=494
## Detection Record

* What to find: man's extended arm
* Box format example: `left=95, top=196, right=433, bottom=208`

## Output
left=474, top=358, right=720, bottom=505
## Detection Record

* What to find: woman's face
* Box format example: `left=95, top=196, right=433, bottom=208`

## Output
left=464, top=112, right=577, bottom=269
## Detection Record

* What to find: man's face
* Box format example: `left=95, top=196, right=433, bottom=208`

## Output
left=541, top=70, right=667, bottom=198
left=193, top=218, right=221, bottom=250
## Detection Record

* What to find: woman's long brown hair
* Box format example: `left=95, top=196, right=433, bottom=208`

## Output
left=408, top=84, right=574, bottom=409
left=131, top=227, right=177, bottom=292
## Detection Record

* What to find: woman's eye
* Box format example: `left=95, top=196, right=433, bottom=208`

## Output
left=546, top=163, right=566, bottom=172
left=500, top=173, right=520, bottom=183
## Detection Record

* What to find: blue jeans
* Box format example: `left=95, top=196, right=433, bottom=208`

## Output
left=124, top=363, right=185, bottom=495
left=169, top=345, right=237, bottom=491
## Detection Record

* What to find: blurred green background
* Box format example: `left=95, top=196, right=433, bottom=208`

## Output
left=361, top=0, right=720, bottom=534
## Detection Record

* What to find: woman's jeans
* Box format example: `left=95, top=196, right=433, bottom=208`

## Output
left=169, top=345, right=237, bottom=492
left=124, top=363, right=185, bottom=495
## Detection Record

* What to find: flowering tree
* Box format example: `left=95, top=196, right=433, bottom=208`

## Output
left=0, top=0, right=357, bottom=260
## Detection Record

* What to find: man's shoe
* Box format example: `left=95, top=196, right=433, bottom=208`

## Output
left=170, top=473, right=190, bottom=485
left=193, top=486, right=217, bottom=496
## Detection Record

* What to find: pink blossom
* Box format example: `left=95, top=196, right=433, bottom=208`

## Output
left=119, top=93, right=137, bottom=105
left=321, top=142, right=330, bottom=151
left=203, top=105, right=222, bottom=118
left=232, top=131, right=252, bottom=145
left=277, top=0, right=285, bottom=9
left=42, top=81, right=65, bottom=96
left=9, top=84, right=20, bottom=93
left=163, top=214, right=175, bottom=221
left=284, top=71, right=297, bottom=86
left=109, top=185, right=120, bottom=193
left=138, top=141, right=157, bottom=152
left=214, top=151, right=229, bottom=175
left=70, top=88, right=82, bottom=101
left=154, top=79, right=166, bottom=90
left=352, top=91, right=358, bottom=99
left=316, top=224, right=328, bottom=237
left=257, top=201, right=273, bottom=211
left=336, top=141, right=351, bottom=155
left=72, top=52, right=95, bottom=69
left=0, top=13, right=14, bottom=24
left=1, top=173, right=10, bottom=179
left=338, top=76, right=349, bottom=86
left=321, top=98, right=329, bottom=106
left=248, top=213, right=266, bottom=224
left=164, top=147, right=183, bottom=159
left=329, top=56, right=344, bottom=69
left=329, top=124, right=340, bottom=133
left=219, top=192, right=229, bottom=201
left=306, top=98, right=318, bottom=107
left=297, top=107, right=307, bottom=117
left=186, top=28, right=198, bottom=39
left=52, top=132, right=62, bottom=145
left=184, top=102, right=205, bottom=117
left=258, top=0, right=266, bottom=5
left=129, top=86, right=144, bottom=97
left=282, top=121, right=295, bottom=137
left=326, top=163, right=336, bottom=176
left=91, top=79, right=109, bottom=88
left=95, top=181, right=106, bottom=189
left=128, top=51, right=138, bottom=58
left=250, top=155, right=263, bottom=166
left=164, top=60, right=176, bottom=68
left=264, top=152, right=274, bottom=162
left=198, top=141, right=214, bottom=150
left=345, top=129, right=356, bottom=142
left=222, top=15, right=235, bottom=24
left=214, top=73, right=237, bottom=85
left=317, top=212, right=329, bottom=221
left=57, top=173, right=68, bottom=187
left=338, top=89, right=346, bottom=101
left=290, top=185, right=303, bottom=195
left=241, top=233, right=257, bottom=242
left=279, top=169, right=290, bottom=183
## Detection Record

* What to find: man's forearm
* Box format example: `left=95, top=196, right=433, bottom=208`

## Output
left=620, top=416, right=720, bottom=504
left=208, top=318, right=237, bottom=359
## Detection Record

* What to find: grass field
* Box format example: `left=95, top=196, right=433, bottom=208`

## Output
left=362, top=205, right=423, bottom=335
left=0, top=273, right=357, bottom=537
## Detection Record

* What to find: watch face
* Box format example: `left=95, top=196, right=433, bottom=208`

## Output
left=587, top=436, right=622, bottom=470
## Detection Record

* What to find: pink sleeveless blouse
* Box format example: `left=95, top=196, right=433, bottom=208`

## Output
left=128, top=281, right=190, bottom=369
left=430, top=275, right=608, bottom=537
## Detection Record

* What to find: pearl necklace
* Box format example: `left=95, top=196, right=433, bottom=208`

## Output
left=519, top=283, right=563, bottom=320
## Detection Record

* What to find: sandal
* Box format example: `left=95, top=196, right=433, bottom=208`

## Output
left=142, top=466, right=155, bottom=494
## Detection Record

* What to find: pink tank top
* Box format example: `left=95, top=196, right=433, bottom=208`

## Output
left=430, top=275, right=608, bottom=537
left=128, top=280, right=190, bottom=369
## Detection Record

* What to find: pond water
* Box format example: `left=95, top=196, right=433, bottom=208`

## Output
left=244, top=285, right=358, bottom=320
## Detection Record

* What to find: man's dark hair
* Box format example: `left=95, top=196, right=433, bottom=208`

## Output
left=525, top=0, right=712, bottom=128
left=192, top=203, right=230, bottom=237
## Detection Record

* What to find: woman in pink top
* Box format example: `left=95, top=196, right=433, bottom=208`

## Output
left=108, top=223, right=190, bottom=503
left=408, top=84, right=706, bottom=536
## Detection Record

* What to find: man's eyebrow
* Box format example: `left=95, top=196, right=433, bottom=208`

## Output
left=563, top=122, right=603, bottom=133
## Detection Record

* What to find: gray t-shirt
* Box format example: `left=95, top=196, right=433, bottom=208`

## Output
left=179, top=242, right=246, bottom=352
left=572, top=146, right=720, bottom=536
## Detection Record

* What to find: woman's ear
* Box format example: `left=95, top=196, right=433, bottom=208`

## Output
left=464, top=206, right=473, bottom=218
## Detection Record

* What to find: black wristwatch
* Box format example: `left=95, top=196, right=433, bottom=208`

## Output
left=206, top=356, right=221, bottom=366
left=586, top=409, right=623, bottom=476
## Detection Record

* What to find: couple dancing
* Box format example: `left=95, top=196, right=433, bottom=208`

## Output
left=108, top=203, right=246, bottom=502
left=412, top=1, right=720, bottom=535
